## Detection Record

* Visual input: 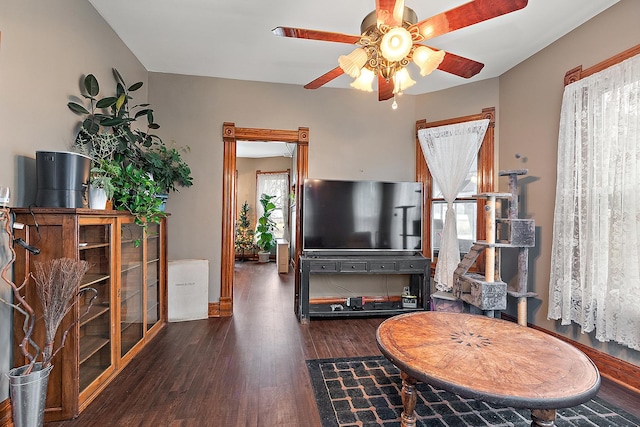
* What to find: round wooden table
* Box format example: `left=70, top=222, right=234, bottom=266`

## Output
left=376, top=312, right=600, bottom=427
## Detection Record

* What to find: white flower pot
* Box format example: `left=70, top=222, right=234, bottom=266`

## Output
left=88, top=187, right=108, bottom=210
left=258, top=251, right=270, bottom=263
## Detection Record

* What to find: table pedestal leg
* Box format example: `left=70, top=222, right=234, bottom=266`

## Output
left=400, top=371, right=417, bottom=427
left=531, top=409, right=556, bottom=427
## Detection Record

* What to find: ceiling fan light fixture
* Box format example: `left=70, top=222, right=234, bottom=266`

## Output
left=350, top=67, right=375, bottom=92
left=393, top=67, right=415, bottom=94
left=413, top=46, right=446, bottom=76
left=338, top=48, right=368, bottom=78
left=379, top=27, right=413, bottom=62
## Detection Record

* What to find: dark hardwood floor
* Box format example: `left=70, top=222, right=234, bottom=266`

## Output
left=47, top=261, right=640, bottom=426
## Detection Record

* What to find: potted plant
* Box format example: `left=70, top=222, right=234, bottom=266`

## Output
left=139, top=140, right=193, bottom=211
left=68, top=68, right=192, bottom=217
left=73, top=131, right=121, bottom=209
left=255, top=194, right=277, bottom=263
left=235, top=201, right=256, bottom=261
left=111, top=163, right=165, bottom=243
left=88, top=158, right=121, bottom=209
left=67, top=69, right=160, bottom=161
left=0, top=207, right=95, bottom=427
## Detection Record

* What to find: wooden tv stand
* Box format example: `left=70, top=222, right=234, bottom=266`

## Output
left=298, top=254, right=430, bottom=323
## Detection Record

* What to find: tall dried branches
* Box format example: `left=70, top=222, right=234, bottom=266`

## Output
left=0, top=207, right=96, bottom=375
left=32, top=258, right=90, bottom=364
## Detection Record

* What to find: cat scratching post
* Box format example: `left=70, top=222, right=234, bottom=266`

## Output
left=499, top=169, right=537, bottom=327
left=485, top=194, right=496, bottom=283
left=452, top=172, right=536, bottom=319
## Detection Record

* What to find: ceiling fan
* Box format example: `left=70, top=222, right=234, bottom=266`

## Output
left=273, top=0, right=528, bottom=105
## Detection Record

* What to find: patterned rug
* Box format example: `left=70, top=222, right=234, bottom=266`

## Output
left=307, top=356, right=640, bottom=427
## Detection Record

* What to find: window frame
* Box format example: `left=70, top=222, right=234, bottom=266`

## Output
left=415, top=107, right=496, bottom=275
left=255, top=169, right=291, bottom=240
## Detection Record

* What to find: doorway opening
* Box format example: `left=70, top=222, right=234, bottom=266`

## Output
left=219, top=123, right=309, bottom=317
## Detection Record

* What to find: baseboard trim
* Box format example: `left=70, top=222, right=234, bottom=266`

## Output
left=0, top=398, right=12, bottom=427
left=208, top=302, right=220, bottom=317
left=501, top=314, right=640, bottom=394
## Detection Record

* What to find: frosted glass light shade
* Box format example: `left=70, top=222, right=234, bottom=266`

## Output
left=413, top=46, right=445, bottom=76
left=338, top=48, right=368, bottom=78
left=350, top=67, right=375, bottom=92
left=380, top=27, right=413, bottom=62
left=393, top=68, right=416, bottom=94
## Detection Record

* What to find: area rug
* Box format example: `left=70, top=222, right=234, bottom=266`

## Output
left=307, top=356, right=640, bottom=427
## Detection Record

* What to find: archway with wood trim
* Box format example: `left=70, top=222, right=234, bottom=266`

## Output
left=219, top=123, right=309, bottom=317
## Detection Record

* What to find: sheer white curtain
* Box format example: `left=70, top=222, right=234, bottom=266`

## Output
left=418, top=119, right=489, bottom=291
left=256, top=172, right=290, bottom=241
left=549, top=54, right=640, bottom=350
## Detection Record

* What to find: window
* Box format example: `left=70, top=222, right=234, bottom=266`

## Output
left=430, top=154, right=479, bottom=258
left=549, top=52, right=640, bottom=350
left=416, top=108, right=495, bottom=274
left=256, top=171, right=290, bottom=240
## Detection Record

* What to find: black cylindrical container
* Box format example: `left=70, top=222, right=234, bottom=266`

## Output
left=35, top=151, right=91, bottom=208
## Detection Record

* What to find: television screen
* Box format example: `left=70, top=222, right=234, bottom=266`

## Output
left=302, top=179, right=423, bottom=254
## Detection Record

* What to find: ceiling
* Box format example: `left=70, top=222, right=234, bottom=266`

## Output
left=89, top=0, right=619, bottom=97
left=88, top=0, right=619, bottom=158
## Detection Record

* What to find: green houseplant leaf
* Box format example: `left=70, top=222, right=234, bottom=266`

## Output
left=255, top=194, right=277, bottom=253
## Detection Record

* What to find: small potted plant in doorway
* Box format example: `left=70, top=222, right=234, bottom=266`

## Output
left=255, top=194, right=277, bottom=263
left=235, top=201, right=256, bottom=262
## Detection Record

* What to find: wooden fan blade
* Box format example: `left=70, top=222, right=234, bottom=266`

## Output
left=378, top=75, right=394, bottom=101
left=272, top=27, right=360, bottom=44
left=376, top=0, right=405, bottom=28
left=437, top=51, right=485, bottom=79
left=304, top=67, right=345, bottom=90
left=411, top=0, right=528, bottom=41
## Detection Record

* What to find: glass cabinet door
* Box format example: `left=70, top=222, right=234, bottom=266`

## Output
left=78, top=222, right=113, bottom=393
left=119, top=221, right=144, bottom=358
left=146, top=223, right=161, bottom=331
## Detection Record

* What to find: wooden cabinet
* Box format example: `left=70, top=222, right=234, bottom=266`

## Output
left=276, top=239, right=289, bottom=273
left=77, top=219, right=116, bottom=403
left=11, top=208, right=167, bottom=421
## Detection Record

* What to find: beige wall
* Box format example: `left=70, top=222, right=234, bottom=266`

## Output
left=2, top=0, right=639, bottom=398
left=148, top=74, right=419, bottom=304
left=0, top=0, right=149, bottom=402
left=499, top=0, right=640, bottom=365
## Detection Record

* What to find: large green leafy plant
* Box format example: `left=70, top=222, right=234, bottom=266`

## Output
left=142, top=141, right=193, bottom=193
left=67, top=69, right=159, bottom=165
left=255, top=194, right=277, bottom=253
left=111, top=163, right=165, bottom=226
left=68, top=68, right=193, bottom=219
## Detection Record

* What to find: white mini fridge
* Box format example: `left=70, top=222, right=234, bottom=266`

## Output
left=168, top=259, right=209, bottom=322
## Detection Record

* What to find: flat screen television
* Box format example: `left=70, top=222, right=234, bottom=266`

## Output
left=302, top=179, right=423, bottom=255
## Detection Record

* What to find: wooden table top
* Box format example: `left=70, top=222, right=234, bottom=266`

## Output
left=376, top=312, right=600, bottom=409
